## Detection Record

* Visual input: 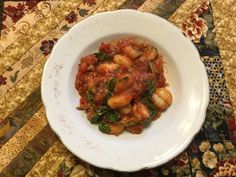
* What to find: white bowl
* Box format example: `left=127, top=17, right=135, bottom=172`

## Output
left=41, top=9, right=209, bottom=172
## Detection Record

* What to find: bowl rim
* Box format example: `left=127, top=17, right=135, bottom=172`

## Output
left=41, top=9, right=209, bottom=172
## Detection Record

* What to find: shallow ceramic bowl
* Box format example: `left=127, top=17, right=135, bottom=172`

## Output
left=41, top=9, right=209, bottom=172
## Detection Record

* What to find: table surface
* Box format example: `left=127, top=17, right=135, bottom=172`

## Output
left=0, top=0, right=236, bottom=177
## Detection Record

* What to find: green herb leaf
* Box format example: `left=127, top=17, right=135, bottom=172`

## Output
left=104, top=94, right=111, bottom=104
left=98, top=123, right=111, bottom=133
left=94, top=52, right=112, bottom=62
left=143, top=101, right=158, bottom=127
left=108, top=77, right=116, bottom=92
left=86, top=91, right=96, bottom=110
left=105, top=111, right=120, bottom=122
left=141, top=80, right=158, bottom=127
left=147, top=80, right=156, bottom=97
left=147, top=101, right=158, bottom=115
left=90, top=106, right=111, bottom=124
left=97, top=106, right=111, bottom=115
left=143, top=118, right=152, bottom=127
left=104, top=78, right=116, bottom=104
left=91, top=114, right=102, bottom=124
left=142, top=80, right=156, bottom=103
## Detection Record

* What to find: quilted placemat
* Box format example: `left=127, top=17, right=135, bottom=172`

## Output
left=0, top=0, right=235, bottom=176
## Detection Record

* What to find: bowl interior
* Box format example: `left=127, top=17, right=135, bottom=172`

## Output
left=68, top=33, right=183, bottom=141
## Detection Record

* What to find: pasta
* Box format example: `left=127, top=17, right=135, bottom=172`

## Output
left=75, top=37, right=172, bottom=135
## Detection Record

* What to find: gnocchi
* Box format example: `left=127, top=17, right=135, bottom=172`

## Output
left=114, top=74, right=133, bottom=93
left=113, top=54, right=133, bottom=67
left=108, top=91, right=132, bottom=109
left=152, top=87, right=172, bottom=110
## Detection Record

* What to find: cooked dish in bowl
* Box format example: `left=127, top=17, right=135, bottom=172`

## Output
left=75, top=37, right=172, bottom=135
left=42, top=10, right=209, bottom=170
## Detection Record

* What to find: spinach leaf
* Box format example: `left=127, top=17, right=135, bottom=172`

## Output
left=105, top=111, right=120, bottom=123
left=146, top=80, right=156, bottom=98
left=90, top=105, right=120, bottom=124
left=142, top=80, right=156, bottom=103
left=141, top=80, right=158, bottom=127
left=97, top=106, right=111, bottom=115
left=104, top=77, right=116, bottom=104
left=143, top=118, right=152, bottom=127
left=90, top=114, right=102, bottom=124
left=86, top=91, right=96, bottom=110
left=94, top=52, right=112, bottom=62
left=90, top=106, right=111, bottom=124
left=98, top=123, right=111, bottom=133
left=108, top=77, right=116, bottom=92
left=143, top=101, right=158, bottom=127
